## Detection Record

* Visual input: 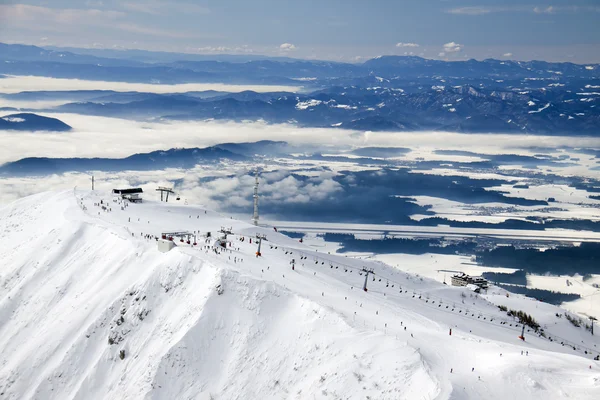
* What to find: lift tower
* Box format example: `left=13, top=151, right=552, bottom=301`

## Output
left=156, top=187, right=175, bottom=202
left=252, top=168, right=260, bottom=226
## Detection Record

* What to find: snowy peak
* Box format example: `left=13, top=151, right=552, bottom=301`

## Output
left=0, top=190, right=598, bottom=399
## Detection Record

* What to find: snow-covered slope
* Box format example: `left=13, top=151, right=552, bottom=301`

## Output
left=0, top=190, right=599, bottom=399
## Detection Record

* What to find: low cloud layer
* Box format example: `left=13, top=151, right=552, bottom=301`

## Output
left=0, top=165, right=345, bottom=215
left=2, top=113, right=600, bottom=166
left=0, top=76, right=302, bottom=95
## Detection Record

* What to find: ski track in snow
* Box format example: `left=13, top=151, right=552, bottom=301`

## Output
left=0, top=190, right=599, bottom=399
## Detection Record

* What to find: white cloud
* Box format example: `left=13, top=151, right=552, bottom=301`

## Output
left=396, top=42, right=419, bottom=48
left=447, top=6, right=495, bottom=15
left=448, top=5, right=600, bottom=15
left=0, top=4, right=193, bottom=39
left=115, top=23, right=196, bottom=39
left=443, top=42, right=462, bottom=53
left=279, top=43, right=297, bottom=51
left=85, top=0, right=105, bottom=7
left=503, top=52, right=513, bottom=57
left=532, top=5, right=600, bottom=14
left=194, top=45, right=253, bottom=54
left=438, top=52, right=446, bottom=57
left=533, top=6, right=554, bottom=14
left=121, top=1, right=210, bottom=15
left=0, top=4, right=125, bottom=26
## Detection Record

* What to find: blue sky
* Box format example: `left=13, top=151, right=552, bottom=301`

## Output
left=0, top=0, right=599, bottom=62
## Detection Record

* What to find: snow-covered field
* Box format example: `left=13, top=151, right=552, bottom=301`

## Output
left=264, top=220, right=600, bottom=242
left=401, top=191, right=600, bottom=224
left=1, top=190, right=599, bottom=399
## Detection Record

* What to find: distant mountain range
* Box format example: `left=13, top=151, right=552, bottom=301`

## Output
left=1, top=43, right=598, bottom=85
left=0, top=113, right=72, bottom=131
left=1, top=42, right=599, bottom=135
left=45, top=84, right=599, bottom=135
left=0, top=145, right=249, bottom=175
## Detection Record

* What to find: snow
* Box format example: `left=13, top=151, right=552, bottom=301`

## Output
left=295, top=99, right=322, bottom=110
left=0, top=190, right=599, bottom=400
left=400, top=185, right=600, bottom=224
left=1, top=117, right=25, bottom=123
left=332, top=104, right=357, bottom=110
left=528, top=103, right=551, bottom=114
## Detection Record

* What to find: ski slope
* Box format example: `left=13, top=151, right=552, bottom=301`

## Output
left=0, top=190, right=599, bottom=400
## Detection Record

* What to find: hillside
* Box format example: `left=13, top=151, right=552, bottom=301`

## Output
left=0, top=113, right=72, bottom=132
left=0, top=190, right=598, bottom=399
